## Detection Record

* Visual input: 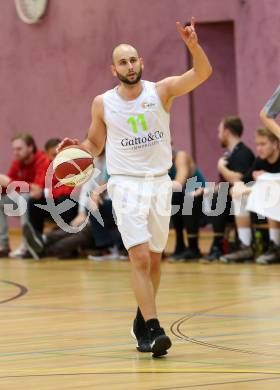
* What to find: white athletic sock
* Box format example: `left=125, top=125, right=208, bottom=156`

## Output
left=238, top=228, right=252, bottom=247
left=269, top=228, right=280, bottom=246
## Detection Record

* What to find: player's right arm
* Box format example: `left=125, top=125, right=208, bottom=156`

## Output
left=82, top=95, right=107, bottom=156
left=57, top=95, right=107, bottom=156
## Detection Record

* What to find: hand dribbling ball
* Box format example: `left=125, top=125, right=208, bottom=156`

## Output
left=53, top=145, right=94, bottom=187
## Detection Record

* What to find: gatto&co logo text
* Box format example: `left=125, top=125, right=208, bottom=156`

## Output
left=121, top=131, right=164, bottom=150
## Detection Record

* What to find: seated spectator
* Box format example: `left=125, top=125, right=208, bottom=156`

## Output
left=221, top=127, right=280, bottom=264
left=26, top=138, right=79, bottom=238
left=0, top=133, right=49, bottom=258
left=44, top=138, right=62, bottom=161
left=23, top=220, right=95, bottom=260
left=204, top=116, right=255, bottom=261
left=260, top=84, right=280, bottom=139
left=23, top=152, right=127, bottom=260
left=169, top=149, right=206, bottom=261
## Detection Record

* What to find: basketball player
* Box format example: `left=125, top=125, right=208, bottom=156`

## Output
left=58, top=18, right=212, bottom=357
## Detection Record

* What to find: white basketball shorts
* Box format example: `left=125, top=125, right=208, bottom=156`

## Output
left=107, top=174, right=172, bottom=252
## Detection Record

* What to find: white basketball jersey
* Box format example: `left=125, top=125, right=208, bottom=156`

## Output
left=103, top=80, right=172, bottom=176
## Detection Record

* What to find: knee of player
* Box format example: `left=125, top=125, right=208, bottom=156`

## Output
left=130, top=252, right=151, bottom=272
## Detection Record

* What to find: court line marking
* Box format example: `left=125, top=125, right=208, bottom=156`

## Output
left=0, top=280, right=28, bottom=305
left=3, top=300, right=279, bottom=321
left=171, top=296, right=280, bottom=358
left=0, top=369, right=280, bottom=377
left=1, top=268, right=278, bottom=377
left=154, top=375, right=280, bottom=389
left=1, top=345, right=280, bottom=373
left=1, top=262, right=280, bottom=278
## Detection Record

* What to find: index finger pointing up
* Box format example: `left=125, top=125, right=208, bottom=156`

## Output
left=191, top=16, right=196, bottom=28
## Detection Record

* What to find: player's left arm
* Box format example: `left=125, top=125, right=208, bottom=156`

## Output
left=157, top=17, right=212, bottom=111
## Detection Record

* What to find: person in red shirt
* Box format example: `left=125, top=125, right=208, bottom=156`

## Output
left=43, top=138, right=74, bottom=200
left=26, top=138, right=78, bottom=238
left=0, top=133, right=49, bottom=257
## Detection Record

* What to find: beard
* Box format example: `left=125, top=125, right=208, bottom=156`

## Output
left=116, top=68, right=142, bottom=85
left=15, top=153, right=30, bottom=163
left=220, top=139, right=227, bottom=148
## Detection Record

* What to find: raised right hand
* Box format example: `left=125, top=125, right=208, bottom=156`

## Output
left=56, top=138, right=79, bottom=153
left=176, top=17, right=198, bottom=50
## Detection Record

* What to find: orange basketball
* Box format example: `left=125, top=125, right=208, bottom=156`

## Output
left=53, top=145, right=94, bottom=187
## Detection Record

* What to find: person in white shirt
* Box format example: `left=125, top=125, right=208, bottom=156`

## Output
left=58, top=17, right=212, bottom=357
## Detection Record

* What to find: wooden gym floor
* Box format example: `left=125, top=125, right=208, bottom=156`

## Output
left=0, top=231, right=280, bottom=389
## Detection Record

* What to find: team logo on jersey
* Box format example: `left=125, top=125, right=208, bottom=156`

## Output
left=121, top=130, right=164, bottom=150
left=141, top=101, right=156, bottom=109
left=124, top=113, right=164, bottom=150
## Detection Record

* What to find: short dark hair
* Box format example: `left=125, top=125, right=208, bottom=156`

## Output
left=11, top=132, right=37, bottom=153
left=256, top=127, right=279, bottom=144
left=44, top=138, right=61, bottom=151
left=222, top=116, right=244, bottom=137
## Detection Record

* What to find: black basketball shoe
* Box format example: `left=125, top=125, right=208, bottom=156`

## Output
left=130, top=317, right=152, bottom=352
left=147, top=319, right=172, bottom=358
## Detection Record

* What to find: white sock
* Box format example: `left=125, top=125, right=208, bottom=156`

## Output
left=269, top=228, right=280, bottom=246
left=238, top=228, right=252, bottom=246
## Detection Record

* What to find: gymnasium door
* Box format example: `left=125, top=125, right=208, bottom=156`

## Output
left=188, top=21, right=238, bottom=181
